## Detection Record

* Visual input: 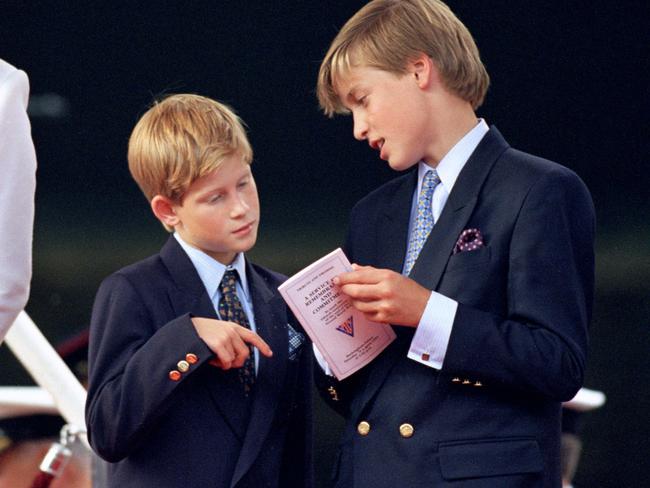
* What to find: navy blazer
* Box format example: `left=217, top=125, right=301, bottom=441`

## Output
left=316, top=127, right=595, bottom=488
left=86, top=237, right=313, bottom=488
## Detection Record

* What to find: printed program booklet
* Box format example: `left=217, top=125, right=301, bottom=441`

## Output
left=278, top=248, right=396, bottom=380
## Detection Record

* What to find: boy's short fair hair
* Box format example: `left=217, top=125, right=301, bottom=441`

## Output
left=317, top=0, right=490, bottom=116
left=128, top=94, right=253, bottom=205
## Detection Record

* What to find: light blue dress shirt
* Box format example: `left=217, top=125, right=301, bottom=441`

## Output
left=174, top=233, right=260, bottom=372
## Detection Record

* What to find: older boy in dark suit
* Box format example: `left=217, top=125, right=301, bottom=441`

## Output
left=85, top=94, right=312, bottom=488
left=314, top=1, right=595, bottom=487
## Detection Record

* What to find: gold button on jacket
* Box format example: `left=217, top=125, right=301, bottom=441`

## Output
left=399, top=423, right=414, bottom=438
left=177, top=360, right=190, bottom=372
left=357, top=421, right=370, bottom=436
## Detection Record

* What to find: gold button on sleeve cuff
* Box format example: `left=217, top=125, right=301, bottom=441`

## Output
left=177, top=360, right=190, bottom=373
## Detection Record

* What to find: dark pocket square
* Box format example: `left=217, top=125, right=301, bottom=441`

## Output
left=287, top=323, right=305, bottom=361
left=453, top=228, right=484, bottom=255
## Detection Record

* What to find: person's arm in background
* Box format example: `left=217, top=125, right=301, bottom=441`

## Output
left=0, top=58, right=37, bottom=342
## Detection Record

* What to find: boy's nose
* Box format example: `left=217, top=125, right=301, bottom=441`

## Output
left=231, top=196, right=250, bottom=217
left=352, top=112, right=368, bottom=141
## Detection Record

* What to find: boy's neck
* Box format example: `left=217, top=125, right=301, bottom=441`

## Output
left=424, top=97, right=479, bottom=167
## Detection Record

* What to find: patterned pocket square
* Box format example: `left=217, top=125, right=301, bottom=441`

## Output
left=287, top=323, right=305, bottom=361
left=453, top=228, right=484, bottom=255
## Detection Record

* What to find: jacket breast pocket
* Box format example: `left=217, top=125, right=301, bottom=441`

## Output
left=439, top=438, right=543, bottom=481
left=445, top=246, right=491, bottom=273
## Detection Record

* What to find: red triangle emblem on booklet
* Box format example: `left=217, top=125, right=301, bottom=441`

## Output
left=336, top=316, right=354, bottom=337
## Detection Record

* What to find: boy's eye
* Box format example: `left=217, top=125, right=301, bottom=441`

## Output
left=237, top=178, right=250, bottom=188
left=209, top=193, right=223, bottom=203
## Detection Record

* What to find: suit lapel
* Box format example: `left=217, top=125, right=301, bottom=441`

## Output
left=160, top=236, right=252, bottom=441
left=160, top=236, right=216, bottom=319
left=409, top=127, right=509, bottom=290
left=378, top=170, right=417, bottom=272
left=356, top=128, right=510, bottom=415
left=230, top=262, right=288, bottom=487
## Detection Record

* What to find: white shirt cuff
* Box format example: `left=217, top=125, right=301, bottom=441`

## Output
left=313, top=344, right=334, bottom=376
left=407, top=291, right=457, bottom=369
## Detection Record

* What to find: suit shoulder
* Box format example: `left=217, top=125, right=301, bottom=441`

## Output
left=98, top=253, right=166, bottom=293
left=351, top=171, right=414, bottom=214
left=500, top=148, right=585, bottom=184
left=494, top=147, right=591, bottom=201
left=248, top=261, right=287, bottom=287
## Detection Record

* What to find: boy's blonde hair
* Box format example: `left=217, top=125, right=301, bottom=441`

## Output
left=128, top=94, right=252, bottom=204
left=317, top=0, right=490, bottom=116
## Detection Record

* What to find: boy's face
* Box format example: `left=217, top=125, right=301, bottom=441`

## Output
left=336, top=64, right=432, bottom=171
left=172, top=154, right=259, bottom=265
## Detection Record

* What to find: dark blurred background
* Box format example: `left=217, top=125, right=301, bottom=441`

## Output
left=1, top=1, right=648, bottom=486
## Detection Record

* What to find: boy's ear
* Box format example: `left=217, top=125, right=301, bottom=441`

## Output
left=408, top=53, right=438, bottom=89
left=151, top=195, right=180, bottom=228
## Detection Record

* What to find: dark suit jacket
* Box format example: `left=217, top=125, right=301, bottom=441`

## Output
left=316, top=127, right=594, bottom=488
left=86, top=237, right=313, bottom=488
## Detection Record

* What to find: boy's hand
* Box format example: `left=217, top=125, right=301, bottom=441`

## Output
left=191, top=317, right=273, bottom=370
left=333, top=264, right=431, bottom=327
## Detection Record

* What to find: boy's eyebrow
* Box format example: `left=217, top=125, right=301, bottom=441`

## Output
left=342, top=85, right=361, bottom=107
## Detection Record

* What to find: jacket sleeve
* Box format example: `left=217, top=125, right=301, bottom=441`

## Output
left=442, top=168, right=595, bottom=401
left=85, top=272, right=213, bottom=461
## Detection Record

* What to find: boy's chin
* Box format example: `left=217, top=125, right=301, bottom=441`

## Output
left=235, top=234, right=258, bottom=254
left=387, top=157, right=419, bottom=172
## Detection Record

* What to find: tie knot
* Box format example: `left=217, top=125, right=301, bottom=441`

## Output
left=219, top=269, right=239, bottom=294
left=423, top=169, right=440, bottom=192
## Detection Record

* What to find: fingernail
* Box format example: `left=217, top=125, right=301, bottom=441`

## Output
left=333, top=277, right=340, bottom=285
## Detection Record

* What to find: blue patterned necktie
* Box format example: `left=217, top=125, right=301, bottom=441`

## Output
left=404, top=169, right=441, bottom=276
left=218, top=269, right=255, bottom=395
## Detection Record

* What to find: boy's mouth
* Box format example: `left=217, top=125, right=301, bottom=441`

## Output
left=369, top=138, right=384, bottom=151
left=370, top=138, right=386, bottom=159
left=233, top=221, right=256, bottom=235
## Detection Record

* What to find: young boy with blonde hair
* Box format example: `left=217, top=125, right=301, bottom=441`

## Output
left=315, top=1, right=594, bottom=487
left=85, top=94, right=312, bottom=488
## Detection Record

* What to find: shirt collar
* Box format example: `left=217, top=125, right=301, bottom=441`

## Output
left=418, top=118, right=489, bottom=194
left=173, top=233, right=249, bottom=301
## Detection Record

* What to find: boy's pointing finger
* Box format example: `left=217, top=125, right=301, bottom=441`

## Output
left=238, top=327, right=273, bottom=357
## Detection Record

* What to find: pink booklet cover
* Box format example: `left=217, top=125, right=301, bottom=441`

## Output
left=278, top=248, right=396, bottom=380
